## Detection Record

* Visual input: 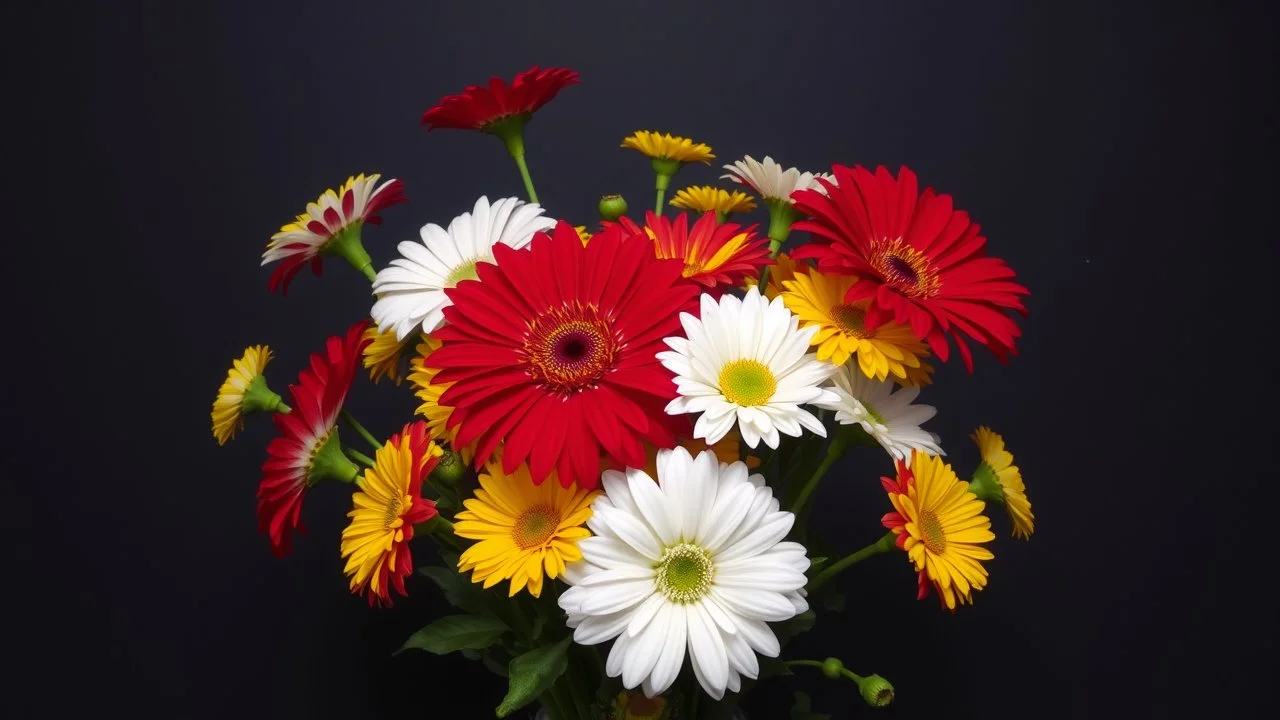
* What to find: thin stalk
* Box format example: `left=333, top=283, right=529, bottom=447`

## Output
left=808, top=532, right=897, bottom=592
left=789, top=433, right=849, bottom=517
left=339, top=409, right=382, bottom=452
left=344, top=447, right=375, bottom=468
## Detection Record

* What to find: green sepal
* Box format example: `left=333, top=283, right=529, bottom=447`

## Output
left=240, top=373, right=285, bottom=415
left=395, top=614, right=509, bottom=656
left=307, top=430, right=360, bottom=485
left=650, top=157, right=681, bottom=182
left=495, top=635, right=572, bottom=717
left=320, top=223, right=375, bottom=281
left=969, top=462, right=1006, bottom=505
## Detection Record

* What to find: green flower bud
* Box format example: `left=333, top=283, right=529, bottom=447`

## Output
left=430, top=449, right=467, bottom=486
left=857, top=674, right=894, bottom=708
left=598, top=194, right=628, bottom=221
left=821, top=657, right=844, bottom=679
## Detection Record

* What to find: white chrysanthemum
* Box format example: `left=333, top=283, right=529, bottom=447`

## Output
left=559, top=448, right=810, bottom=700
left=720, top=155, right=833, bottom=205
left=370, top=196, right=556, bottom=339
left=815, top=363, right=944, bottom=461
left=658, top=288, right=838, bottom=449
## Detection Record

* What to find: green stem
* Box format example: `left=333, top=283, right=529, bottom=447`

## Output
left=357, top=262, right=376, bottom=282
left=339, top=409, right=382, bottom=452
left=653, top=170, right=673, bottom=215
left=276, top=402, right=292, bottom=414
left=418, top=514, right=461, bottom=551
left=344, top=447, right=375, bottom=468
left=789, top=432, right=849, bottom=517
left=808, top=532, right=897, bottom=593
left=512, top=151, right=539, bottom=204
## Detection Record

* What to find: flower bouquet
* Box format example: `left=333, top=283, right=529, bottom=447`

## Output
left=212, top=66, right=1033, bottom=718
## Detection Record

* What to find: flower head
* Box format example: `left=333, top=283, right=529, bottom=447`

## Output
left=815, top=364, right=943, bottom=462
left=658, top=288, right=838, bottom=449
left=791, top=165, right=1029, bottom=370
left=341, top=421, right=440, bottom=605
left=262, top=174, right=405, bottom=293
left=427, top=222, right=698, bottom=490
left=614, top=211, right=769, bottom=292
left=881, top=452, right=995, bottom=610
left=721, top=156, right=832, bottom=205
left=362, top=324, right=420, bottom=384
left=258, top=321, right=370, bottom=557
left=211, top=345, right=280, bottom=445
left=781, top=268, right=934, bottom=384
left=621, top=131, right=715, bottom=164
left=421, top=66, right=579, bottom=132
left=560, top=448, right=810, bottom=700
left=971, top=427, right=1034, bottom=539
left=670, top=186, right=757, bottom=217
left=454, top=463, right=598, bottom=598
left=371, top=196, right=557, bottom=340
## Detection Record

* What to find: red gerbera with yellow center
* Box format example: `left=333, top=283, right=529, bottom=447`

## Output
left=614, top=211, right=769, bottom=292
left=421, top=66, right=580, bottom=131
left=427, top=222, right=698, bottom=489
left=791, top=165, right=1029, bottom=370
left=257, top=321, right=370, bottom=557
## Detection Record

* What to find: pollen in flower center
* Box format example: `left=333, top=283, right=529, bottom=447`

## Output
left=383, top=495, right=404, bottom=529
left=831, top=303, right=868, bottom=336
left=871, top=240, right=941, bottom=298
left=918, top=509, right=947, bottom=554
left=445, top=258, right=481, bottom=287
left=719, top=359, right=777, bottom=407
left=654, top=543, right=714, bottom=603
left=522, top=304, right=619, bottom=393
left=512, top=504, right=559, bottom=549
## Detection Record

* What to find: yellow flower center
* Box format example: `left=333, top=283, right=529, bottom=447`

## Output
left=522, top=305, right=619, bottom=394
left=719, top=359, right=776, bottom=407
left=445, top=258, right=481, bottom=287
left=654, top=543, right=713, bottom=603
left=870, top=240, right=941, bottom=298
left=831, top=303, right=868, bottom=337
left=919, top=509, right=947, bottom=554
left=512, top=504, right=560, bottom=549
left=383, top=495, right=404, bottom=529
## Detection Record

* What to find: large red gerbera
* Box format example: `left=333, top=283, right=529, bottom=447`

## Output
left=791, top=165, right=1029, bottom=370
left=257, top=320, right=370, bottom=557
left=611, top=211, right=769, bottom=293
left=421, top=66, right=580, bottom=131
left=427, top=221, right=698, bottom=490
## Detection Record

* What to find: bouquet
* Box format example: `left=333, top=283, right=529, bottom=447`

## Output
left=211, top=66, right=1034, bottom=718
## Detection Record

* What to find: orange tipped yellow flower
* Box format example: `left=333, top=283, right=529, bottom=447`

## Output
left=211, top=345, right=280, bottom=445
left=621, top=131, right=715, bottom=164
left=670, top=185, right=757, bottom=216
left=362, top=324, right=419, bottom=384
left=882, top=452, right=995, bottom=610
left=407, top=336, right=469, bottom=461
left=454, top=463, right=598, bottom=598
left=781, top=269, right=934, bottom=385
left=744, top=251, right=799, bottom=300
left=971, top=427, right=1034, bottom=539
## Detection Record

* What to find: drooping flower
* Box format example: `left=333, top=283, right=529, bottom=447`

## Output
left=881, top=452, right=995, bottom=610
left=621, top=131, right=715, bottom=165
left=670, top=186, right=757, bottom=218
left=970, top=427, right=1034, bottom=539
left=814, top=364, right=943, bottom=462
left=211, top=345, right=284, bottom=445
left=454, top=463, right=598, bottom=598
left=744, top=252, right=800, bottom=301
left=362, top=324, right=421, bottom=384
left=427, top=222, right=698, bottom=489
left=781, top=268, right=934, bottom=384
left=407, top=335, right=467, bottom=459
left=258, top=322, right=370, bottom=557
left=720, top=155, right=832, bottom=205
left=658, top=288, right=838, bottom=450
left=421, top=66, right=580, bottom=132
left=613, top=211, right=769, bottom=292
left=371, top=196, right=557, bottom=340
left=791, top=165, right=1030, bottom=370
left=262, top=174, right=405, bottom=293
left=340, top=421, right=440, bottom=605
left=560, top=448, right=810, bottom=700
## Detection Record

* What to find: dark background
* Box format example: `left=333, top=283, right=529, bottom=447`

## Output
left=8, top=0, right=1275, bottom=717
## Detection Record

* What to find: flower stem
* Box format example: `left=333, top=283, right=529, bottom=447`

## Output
left=497, top=126, right=539, bottom=204
left=512, top=151, right=539, bottom=204
left=653, top=171, right=673, bottom=215
left=789, top=432, right=849, bottom=517
left=808, top=532, right=897, bottom=593
left=344, top=447, right=375, bottom=468
left=339, top=409, right=382, bottom=452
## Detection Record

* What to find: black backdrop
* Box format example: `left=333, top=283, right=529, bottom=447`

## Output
left=8, top=0, right=1275, bottom=717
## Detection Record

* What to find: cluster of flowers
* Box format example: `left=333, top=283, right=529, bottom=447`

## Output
left=212, top=66, right=1034, bottom=718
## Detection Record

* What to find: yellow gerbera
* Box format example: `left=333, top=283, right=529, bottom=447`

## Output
left=406, top=336, right=469, bottom=461
left=362, top=324, right=418, bottom=384
left=574, top=225, right=592, bottom=245
left=882, top=452, right=995, bottom=610
left=670, top=185, right=757, bottom=216
left=971, top=427, right=1034, bottom=539
left=781, top=269, right=934, bottom=385
left=621, top=131, right=715, bottom=164
left=210, top=345, right=281, bottom=445
left=453, top=463, right=599, bottom=598
left=744, top=251, right=799, bottom=300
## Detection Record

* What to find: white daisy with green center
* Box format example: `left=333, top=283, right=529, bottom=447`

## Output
left=815, top=363, right=944, bottom=462
left=658, top=287, right=838, bottom=449
left=370, top=196, right=556, bottom=340
left=559, top=448, right=810, bottom=700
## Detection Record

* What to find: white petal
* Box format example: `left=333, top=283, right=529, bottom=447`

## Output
left=648, top=604, right=687, bottom=696
left=686, top=602, right=730, bottom=700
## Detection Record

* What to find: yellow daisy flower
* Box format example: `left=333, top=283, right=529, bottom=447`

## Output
left=406, top=336, right=469, bottom=461
left=670, top=185, right=757, bottom=217
left=882, top=452, right=995, bottom=610
left=744, top=251, right=799, bottom=300
left=453, top=463, right=599, bottom=598
left=362, top=324, right=419, bottom=384
left=574, top=225, right=592, bottom=246
left=210, top=345, right=283, bottom=445
left=971, top=427, right=1034, bottom=539
left=781, top=269, right=935, bottom=385
left=621, top=131, right=715, bottom=164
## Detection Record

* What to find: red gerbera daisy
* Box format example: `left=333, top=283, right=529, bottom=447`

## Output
left=791, top=165, right=1029, bottom=370
left=257, top=320, right=370, bottom=557
left=427, top=221, right=698, bottom=490
left=421, top=66, right=580, bottom=132
left=611, top=211, right=770, bottom=293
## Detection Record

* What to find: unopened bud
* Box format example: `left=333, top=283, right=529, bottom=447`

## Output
left=430, top=450, right=467, bottom=486
left=857, top=674, right=894, bottom=708
left=598, top=194, right=628, bottom=221
left=821, top=657, right=843, bottom=679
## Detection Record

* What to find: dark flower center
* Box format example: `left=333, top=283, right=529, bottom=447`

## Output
left=523, top=304, right=619, bottom=393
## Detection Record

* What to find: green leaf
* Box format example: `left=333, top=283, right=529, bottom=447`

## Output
left=416, top=564, right=487, bottom=614
left=758, top=656, right=793, bottom=680
left=790, top=691, right=832, bottom=720
left=495, top=636, right=572, bottom=717
left=396, top=614, right=509, bottom=656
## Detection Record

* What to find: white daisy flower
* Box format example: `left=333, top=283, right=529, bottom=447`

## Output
left=814, top=363, right=944, bottom=462
left=370, top=196, right=556, bottom=340
left=559, top=448, right=810, bottom=700
left=720, top=155, right=834, bottom=205
left=658, top=287, right=838, bottom=450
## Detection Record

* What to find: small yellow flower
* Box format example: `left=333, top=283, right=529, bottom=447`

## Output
left=971, top=427, right=1034, bottom=539
left=621, top=131, right=715, bottom=164
left=362, top=324, right=418, bottom=384
left=210, top=345, right=276, bottom=445
left=670, top=186, right=757, bottom=216
left=407, top=336, right=469, bottom=461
